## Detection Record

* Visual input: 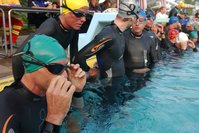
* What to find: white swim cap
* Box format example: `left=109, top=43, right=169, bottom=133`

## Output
left=118, top=0, right=140, bottom=18
left=176, top=32, right=188, bottom=43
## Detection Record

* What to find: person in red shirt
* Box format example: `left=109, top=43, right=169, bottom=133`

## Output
left=0, top=0, right=23, bottom=47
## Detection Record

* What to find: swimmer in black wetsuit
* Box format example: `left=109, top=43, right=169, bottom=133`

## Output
left=0, top=82, right=47, bottom=133
left=74, top=0, right=140, bottom=79
left=166, top=31, right=197, bottom=56
left=189, top=31, right=198, bottom=52
left=144, top=8, right=161, bottom=59
left=123, top=9, right=159, bottom=77
left=12, top=0, right=89, bottom=82
left=168, top=1, right=184, bottom=18
left=0, top=35, right=86, bottom=133
left=76, top=20, right=128, bottom=79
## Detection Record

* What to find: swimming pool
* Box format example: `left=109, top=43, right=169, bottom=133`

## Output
left=61, top=51, right=199, bottom=133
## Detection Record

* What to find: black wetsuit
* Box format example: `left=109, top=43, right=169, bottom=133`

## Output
left=169, top=7, right=180, bottom=18
left=75, top=22, right=126, bottom=79
left=163, top=39, right=186, bottom=56
left=145, top=28, right=168, bottom=50
left=123, top=29, right=159, bottom=75
left=144, top=28, right=161, bottom=59
left=0, top=82, right=59, bottom=133
left=12, top=17, right=79, bottom=81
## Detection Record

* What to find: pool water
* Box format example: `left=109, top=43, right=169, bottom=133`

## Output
left=61, top=51, right=199, bottom=133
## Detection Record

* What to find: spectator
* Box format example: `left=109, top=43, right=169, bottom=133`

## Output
left=89, top=0, right=103, bottom=12
left=156, top=6, right=168, bottom=19
left=100, top=0, right=117, bottom=12
left=0, top=0, right=23, bottom=48
left=28, top=0, right=58, bottom=28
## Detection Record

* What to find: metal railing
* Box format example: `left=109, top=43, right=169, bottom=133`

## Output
left=7, top=7, right=60, bottom=55
left=0, top=7, right=8, bottom=56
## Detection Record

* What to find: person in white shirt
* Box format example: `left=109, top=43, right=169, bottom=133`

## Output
left=156, top=6, right=168, bottom=19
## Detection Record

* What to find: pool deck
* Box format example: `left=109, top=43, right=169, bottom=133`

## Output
left=0, top=55, right=12, bottom=78
left=0, top=35, right=29, bottom=89
left=0, top=51, right=14, bottom=90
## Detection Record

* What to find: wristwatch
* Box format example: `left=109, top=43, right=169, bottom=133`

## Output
left=41, top=121, right=60, bottom=133
left=73, top=92, right=83, bottom=98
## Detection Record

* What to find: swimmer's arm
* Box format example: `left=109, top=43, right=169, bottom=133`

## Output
left=41, top=121, right=60, bottom=133
left=150, top=39, right=160, bottom=63
left=0, top=114, right=20, bottom=133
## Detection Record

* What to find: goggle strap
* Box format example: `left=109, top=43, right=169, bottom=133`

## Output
left=119, top=3, right=138, bottom=19
left=22, top=59, right=45, bottom=66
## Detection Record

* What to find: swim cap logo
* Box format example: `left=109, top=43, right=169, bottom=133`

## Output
left=8, top=128, right=15, bottom=133
left=91, top=38, right=112, bottom=52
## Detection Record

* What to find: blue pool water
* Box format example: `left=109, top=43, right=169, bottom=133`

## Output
left=62, top=51, right=199, bottom=133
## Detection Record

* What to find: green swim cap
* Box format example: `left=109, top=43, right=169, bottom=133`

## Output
left=192, top=23, right=199, bottom=31
left=22, top=35, right=66, bottom=73
left=189, top=31, right=198, bottom=39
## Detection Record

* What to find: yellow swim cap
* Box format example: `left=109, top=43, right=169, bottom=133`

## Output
left=178, top=1, right=185, bottom=8
left=62, top=0, right=89, bottom=14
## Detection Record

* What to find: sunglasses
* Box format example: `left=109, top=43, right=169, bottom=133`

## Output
left=14, top=51, right=69, bottom=75
left=61, top=4, right=87, bottom=18
left=132, top=17, right=146, bottom=23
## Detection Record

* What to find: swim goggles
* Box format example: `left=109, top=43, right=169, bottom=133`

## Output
left=132, top=17, right=146, bottom=23
left=61, top=4, right=88, bottom=18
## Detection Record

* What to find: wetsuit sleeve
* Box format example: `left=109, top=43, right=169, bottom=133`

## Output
left=0, top=114, right=20, bottom=133
left=192, top=47, right=198, bottom=52
left=159, top=38, right=169, bottom=49
left=70, top=31, right=79, bottom=63
left=150, top=38, right=159, bottom=64
left=41, top=121, right=60, bottom=133
left=0, top=90, right=20, bottom=133
left=74, top=30, right=113, bottom=71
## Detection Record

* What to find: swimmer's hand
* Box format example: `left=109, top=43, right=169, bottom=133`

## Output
left=46, top=76, right=76, bottom=125
left=66, top=64, right=86, bottom=92
left=188, top=40, right=196, bottom=49
left=133, top=68, right=150, bottom=73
